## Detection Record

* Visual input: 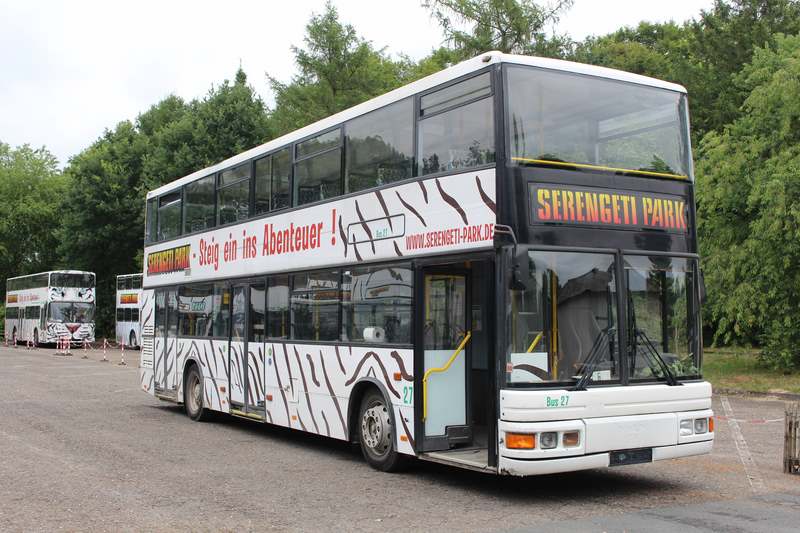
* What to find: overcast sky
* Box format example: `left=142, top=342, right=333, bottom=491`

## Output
left=0, top=0, right=714, bottom=166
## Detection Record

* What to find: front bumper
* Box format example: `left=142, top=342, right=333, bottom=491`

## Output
left=499, top=440, right=713, bottom=476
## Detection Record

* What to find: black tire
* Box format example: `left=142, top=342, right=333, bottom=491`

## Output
left=184, top=365, right=209, bottom=421
left=358, top=389, right=405, bottom=472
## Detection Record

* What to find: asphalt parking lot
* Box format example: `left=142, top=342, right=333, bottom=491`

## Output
left=0, top=344, right=798, bottom=532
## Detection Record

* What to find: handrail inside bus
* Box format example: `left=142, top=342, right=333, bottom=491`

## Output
left=511, top=157, right=689, bottom=180
left=422, top=331, right=472, bottom=421
left=526, top=331, right=543, bottom=353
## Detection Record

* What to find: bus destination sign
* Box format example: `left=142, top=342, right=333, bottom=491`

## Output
left=530, top=184, right=689, bottom=233
left=147, top=244, right=191, bottom=276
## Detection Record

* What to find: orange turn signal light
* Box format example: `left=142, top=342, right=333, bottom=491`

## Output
left=708, top=416, right=714, bottom=433
left=506, top=432, right=536, bottom=449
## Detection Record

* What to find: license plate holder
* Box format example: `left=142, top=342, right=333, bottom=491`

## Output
left=609, top=448, right=653, bottom=466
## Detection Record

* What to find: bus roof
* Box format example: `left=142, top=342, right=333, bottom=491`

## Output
left=147, top=52, right=687, bottom=199
left=6, top=270, right=95, bottom=281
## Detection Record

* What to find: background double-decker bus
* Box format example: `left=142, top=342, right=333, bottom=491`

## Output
left=139, top=52, right=713, bottom=476
left=116, top=273, right=143, bottom=348
left=5, top=270, right=96, bottom=346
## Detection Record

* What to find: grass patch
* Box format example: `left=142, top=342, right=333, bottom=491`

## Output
left=703, top=346, right=800, bottom=394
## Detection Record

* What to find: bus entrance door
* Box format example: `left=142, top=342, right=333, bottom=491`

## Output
left=154, top=289, right=178, bottom=398
left=419, top=270, right=472, bottom=451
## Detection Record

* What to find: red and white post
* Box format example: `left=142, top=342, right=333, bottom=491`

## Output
left=101, top=338, right=108, bottom=362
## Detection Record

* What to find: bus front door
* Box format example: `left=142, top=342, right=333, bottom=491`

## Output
left=154, top=289, right=178, bottom=397
left=418, top=270, right=472, bottom=451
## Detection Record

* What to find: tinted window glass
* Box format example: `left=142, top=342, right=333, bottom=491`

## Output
left=272, top=149, right=291, bottom=211
left=50, top=273, right=95, bottom=287
left=249, top=281, right=266, bottom=343
left=124, top=308, right=132, bottom=322
left=131, top=276, right=142, bottom=289
left=212, top=283, right=231, bottom=338
left=346, top=98, right=413, bottom=193
left=117, top=278, right=125, bottom=290
left=178, top=284, right=214, bottom=337
left=342, top=265, right=413, bottom=343
left=421, top=72, right=491, bottom=116
left=217, top=179, right=250, bottom=225
left=131, top=309, right=139, bottom=322
left=146, top=198, right=157, bottom=243
left=219, top=163, right=250, bottom=186
left=297, top=129, right=340, bottom=158
left=6, top=307, right=18, bottom=319
left=267, top=276, right=290, bottom=339
left=291, top=270, right=339, bottom=341
left=158, top=192, right=182, bottom=240
left=294, top=149, right=341, bottom=206
left=117, top=308, right=124, bottom=321
left=419, top=96, right=495, bottom=175
left=184, top=175, right=215, bottom=233
left=254, top=157, right=271, bottom=215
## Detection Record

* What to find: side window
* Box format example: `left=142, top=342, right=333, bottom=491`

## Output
left=249, top=281, right=266, bottom=343
left=178, top=284, right=214, bottom=337
left=157, top=192, right=182, bottom=241
left=116, top=308, right=124, bottom=321
left=217, top=163, right=251, bottom=225
left=212, top=283, right=231, bottom=338
left=184, top=175, right=215, bottom=233
left=346, top=98, right=413, bottom=193
left=254, top=156, right=271, bottom=215
left=117, top=278, right=125, bottom=290
left=271, top=148, right=291, bottom=211
left=267, top=275, right=290, bottom=339
left=291, top=270, right=340, bottom=341
left=132, top=276, right=142, bottom=289
left=6, top=307, right=18, bottom=319
left=341, top=264, right=413, bottom=344
left=131, top=309, right=140, bottom=322
left=294, top=129, right=342, bottom=206
left=146, top=198, right=158, bottom=243
left=418, top=72, right=495, bottom=176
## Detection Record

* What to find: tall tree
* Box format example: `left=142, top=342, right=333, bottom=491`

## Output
left=0, top=143, right=66, bottom=299
left=422, top=0, right=574, bottom=59
left=696, top=34, right=800, bottom=369
left=268, top=2, right=406, bottom=135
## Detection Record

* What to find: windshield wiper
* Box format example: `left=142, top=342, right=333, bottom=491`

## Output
left=571, top=327, right=615, bottom=391
left=632, top=328, right=680, bottom=386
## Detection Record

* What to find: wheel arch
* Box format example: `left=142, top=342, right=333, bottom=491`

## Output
left=346, top=377, right=397, bottom=444
left=181, top=356, right=203, bottom=404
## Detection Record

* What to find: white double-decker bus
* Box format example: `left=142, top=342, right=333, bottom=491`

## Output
left=139, top=52, right=713, bottom=475
left=116, top=273, right=143, bottom=348
left=5, top=270, right=96, bottom=346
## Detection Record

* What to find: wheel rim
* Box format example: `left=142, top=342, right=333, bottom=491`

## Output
left=361, top=399, right=391, bottom=457
left=187, top=374, right=202, bottom=414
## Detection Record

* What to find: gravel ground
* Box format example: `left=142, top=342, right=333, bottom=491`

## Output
left=0, top=344, right=798, bottom=532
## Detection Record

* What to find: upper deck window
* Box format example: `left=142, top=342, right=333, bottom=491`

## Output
left=157, top=192, right=182, bottom=241
left=294, top=129, right=342, bottom=206
left=418, top=73, right=495, bottom=176
left=50, top=272, right=94, bottom=288
left=217, top=163, right=251, bottom=225
left=184, top=175, right=215, bottom=233
left=346, top=98, right=413, bottom=193
left=254, top=148, right=291, bottom=215
left=505, top=65, right=691, bottom=179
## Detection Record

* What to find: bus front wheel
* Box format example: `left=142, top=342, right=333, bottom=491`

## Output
left=358, top=389, right=404, bottom=472
left=184, top=365, right=209, bottom=422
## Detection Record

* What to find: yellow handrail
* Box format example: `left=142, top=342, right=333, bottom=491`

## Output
left=422, top=331, right=472, bottom=421
left=511, top=157, right=689, bottom=181
left=526, top=331, right=543, bottom=353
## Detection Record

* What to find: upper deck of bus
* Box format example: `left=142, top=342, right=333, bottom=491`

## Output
left=146, top=52, right=687, bottom=202
left=6, top=271, right=96, bottom=291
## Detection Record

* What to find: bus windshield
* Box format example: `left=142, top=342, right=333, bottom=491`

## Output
left=49, top=302, right=95, bottom=323
left=505, top=65, right=691, bottom=178
left=50, top=273, right=95, bottom=288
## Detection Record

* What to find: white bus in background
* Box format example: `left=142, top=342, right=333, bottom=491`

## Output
left=139, top=52, right=713, bottom=476
left=5, top=270, right=96, bottom=346
left=116, top=273, right=143, bottom=348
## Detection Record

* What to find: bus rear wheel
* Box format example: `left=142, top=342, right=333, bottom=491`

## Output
left=184, top=365, right=209, bottom=422
left=358, top=389, right=404, bottom=472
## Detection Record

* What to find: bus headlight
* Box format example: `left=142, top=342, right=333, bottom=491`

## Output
left=680, top=419, right=693, bottom=436
left=540, top=432, right=558, bottom=449
left=694, top=418, right=708, bottom=434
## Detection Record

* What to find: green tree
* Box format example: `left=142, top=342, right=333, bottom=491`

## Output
left=696, top=34, right=800, bottom=368
left=268, top=2, right=407, bottom=135
left=422, top=0, right=574, bottom=59
left=0, top=142, right=66, bottom=299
